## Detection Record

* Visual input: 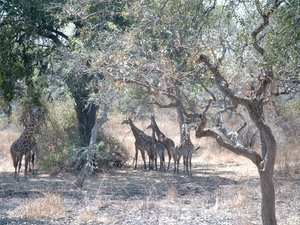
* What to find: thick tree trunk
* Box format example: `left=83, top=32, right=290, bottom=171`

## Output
left=74, top=105, right=109, bottom=188
left=258, top=124, right=277, bottom=225
left=260, top=171, right=277, bottom=225
left=74, top=99, right=99, bottom=145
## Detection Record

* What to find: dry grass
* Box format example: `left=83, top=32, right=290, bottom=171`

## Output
left=215, top=185, right=250, bottom=210
left=0, top=128, right=20, bottom=158
left=78, top=206, right=98, bottom=223
left=1, top=111, right=299, bottom=224
left=166, top=185, right=178, bottom=202
left=0, top=127, right=22, bottom=173
left=276, top=140, right=300, bottom=174
left=8, top=192, right=66, bottom=219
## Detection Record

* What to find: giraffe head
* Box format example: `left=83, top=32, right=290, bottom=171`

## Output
left=146, top=123, right=154, bottom=130
left=31, top=106, right=44, bottom=117
left=121, top=118, right=132, bottom=125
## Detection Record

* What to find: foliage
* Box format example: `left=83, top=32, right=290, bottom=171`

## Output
left=38, top=99, right=129, bottom=172
left=264, top=0, right=300, bottom=71
left=37, top=99, right=79, bottom=171
left=0, top=0, right=68, bottom=102
left=117, top=85, right=155, bottom=119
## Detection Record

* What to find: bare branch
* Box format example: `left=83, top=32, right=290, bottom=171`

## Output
left=195, top=73, right=217, bottom=101
left=198, top=54, right=250, bottom=107
left=200, top=129, right=262, bottom=167
left=252, top=0, right=284, bottom=56
left=150, top=101, right=179, bottom=108
left=116, top=77, right=203, bottom=119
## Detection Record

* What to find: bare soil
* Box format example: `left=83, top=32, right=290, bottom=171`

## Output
left=1, top=152, right=299, bottom=225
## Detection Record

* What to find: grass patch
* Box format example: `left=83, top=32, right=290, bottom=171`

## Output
left=8, top=192, right=66, bottom=219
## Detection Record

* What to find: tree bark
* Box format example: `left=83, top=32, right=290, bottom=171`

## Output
left=74, top=104, right=109, bottom=188
left=260, top=171, right=276, bottom=225
left=176, top=106, right=185, bottom=142
left=197, top=53, right=277, bottom=225
left=74, top=99, right=99, bottom=145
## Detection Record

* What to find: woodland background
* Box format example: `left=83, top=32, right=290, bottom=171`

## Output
left=0, top=1, right=300, bottom=224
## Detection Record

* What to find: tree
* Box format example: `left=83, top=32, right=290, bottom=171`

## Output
left=115, top=1, right=288, bottom=224
left=74, top=104, right=109, bottom=188
left=48, top=0, right=131, bottom=144
left=0, top=0, right=68, bottom=103
left=0, top=0, right=129, bottom=144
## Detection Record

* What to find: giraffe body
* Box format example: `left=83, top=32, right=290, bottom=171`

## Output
left=121, top=118, right=153, bottom=170
left=147, top=123, right=165, bottom=171
left=173, top=124, right=194, bottom=176
left=10, top=107, right=43, bottom=181
left=150, top=116, right=174, bottom=170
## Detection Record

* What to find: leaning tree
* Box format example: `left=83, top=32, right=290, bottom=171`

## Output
left=114, top=1, right=289, bottom=224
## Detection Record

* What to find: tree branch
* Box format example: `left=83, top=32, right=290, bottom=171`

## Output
left=252, top=0, right=284, bottom=56
left=116, top=77, right=203, bottom=119
left=74, top=104, right=109, bottom=188
left=199, top=129, right=262, bottom=167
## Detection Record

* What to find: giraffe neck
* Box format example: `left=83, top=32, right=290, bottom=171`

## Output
left=151, top=118, right=165, bottom=138
left=129, top=121, right=143, bottom=140
left=185, top=131, right=192, bottom=144
left=151, top=127, right=157, bottom=143
left=20, top=113, right=37, bottom=143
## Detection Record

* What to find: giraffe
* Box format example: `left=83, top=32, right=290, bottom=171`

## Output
left=10, top=107, right=43, bottom=181
left=121, top=118, right=153, bottom=170
left=146, top=123, right=166, bottom=171
left=150, top=115, right=175, bottom=170
left=173, top=123, right=194, bottom=176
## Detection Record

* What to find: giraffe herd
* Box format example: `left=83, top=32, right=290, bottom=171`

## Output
left=10, top=107, right=195, bottom=181
left=122, top=116, right=196, bottom=176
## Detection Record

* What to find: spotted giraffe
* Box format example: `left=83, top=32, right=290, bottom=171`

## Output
left=146, top=123, right=166, bottom=171
left=121, top=118, right=153, bottom=170
left=173, top=123, right=194, bottom=176
left=10, top=107, right=43, bottom=181
left=150, top=115, right=175, bottom=171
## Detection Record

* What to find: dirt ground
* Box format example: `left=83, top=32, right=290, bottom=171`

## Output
left=1, top=150, right=299, bottom=225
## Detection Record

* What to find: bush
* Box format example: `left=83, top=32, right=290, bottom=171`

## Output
left=38, top=100, right=129, bottom=173
left=273, top=97, right=300, bottom=174
left=37, top=100, right=80, bottom=172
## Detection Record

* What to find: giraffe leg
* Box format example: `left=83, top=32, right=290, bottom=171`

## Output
left=24, top=153, right=30, bottom=180
left=183, top=156, right=187, bottom=177
left=189, top=155, right=192, bottom=177
left=140, top=149, right=146, bottom=170
left=162, top=151, right=166, bottom=172
left=167, top=148, right=171, bottom=171
left=11, top=151, right=18, bottom=180
left=148, top=151, right=154, bottom=170
left=31, top=153, right=35, bottom=175
left=159, top=153, right=163, bottom=171
left=17, top=154, right=23, bottom=182
left=173, top=154, right=177, bottom=174
left=134, top=147, right=138, bottom=170
left=177, top=155, right=181, bottom=174
left=154, top=154, right=158, bottom=171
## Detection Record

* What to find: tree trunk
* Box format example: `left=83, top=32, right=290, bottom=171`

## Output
left=175, top=89, right=185, bottom=142
left=74, top=98, right=99, bottom=145
left=176, top=106, right=185, bottom=142
left=258, top=124, right=277, bottom=225
left=260, top=132, right=268, bottom=159
left=74, top=104, right=109, bottom=188
left=260, top=171, right=277, bottom=225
